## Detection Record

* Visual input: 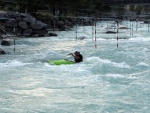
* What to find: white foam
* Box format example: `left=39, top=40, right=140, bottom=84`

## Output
left=137, top=62, right=149, bottom=67
left=0, top=60, right=32, bottom=68
left=86, top=57, right=130, bottom=68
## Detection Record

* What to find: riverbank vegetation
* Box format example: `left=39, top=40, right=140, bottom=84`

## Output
left=0, top=0, right=104, bottom=17
left=1, top=0, right=150, bottom=19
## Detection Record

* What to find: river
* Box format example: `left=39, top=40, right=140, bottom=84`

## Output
left=0, top=21, right=150, bottom=113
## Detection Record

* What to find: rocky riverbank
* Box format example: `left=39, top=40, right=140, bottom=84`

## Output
left=0, top=11, right=93, bottom=38
left=0, top=11, right=55, bottom=37
left=0, top=11, right=93, bottom=54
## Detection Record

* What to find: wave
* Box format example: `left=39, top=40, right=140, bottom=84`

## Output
left=86, top=57, right=130, bottom=69
left=0, top=60, right=32, bottom=68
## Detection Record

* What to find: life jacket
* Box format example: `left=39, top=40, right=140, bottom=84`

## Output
left=75, top=54, right=83, bottom=63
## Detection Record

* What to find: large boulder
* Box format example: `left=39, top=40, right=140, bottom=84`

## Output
left=18, top=21, right=28, bottom=29
left=5, top=27, right=13, bottom=34
left=106, top=31, right=117, bottom=34
left=23, top=16, right=36, bottom=24
left=31, top=21, right=47, bottom=30
left=1, top=38, right=11, bottom=46
left=0, top=48, right=6, bottom=55
left=59, top=25, right=70, bottom=31
left=20, top=13, right=31, bottom=18
left=48, top=32, right=57, bottom=36
left=15, top=28, right=22, bottom=36
left=57, top=21, right=64, bottom=27
left=119, top=25, right=128, bottom=29
left=23, top=29, right=33, bottom=36
left=65, top=20, right=73, bottom=27
left=6, top=11, right=20, bottom=18
left=32, top=29, right=48, bottom=37
left=16, top=17, right=23, bottom=22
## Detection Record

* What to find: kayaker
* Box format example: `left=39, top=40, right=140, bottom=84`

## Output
left=68, top=51, right=83, bottom=63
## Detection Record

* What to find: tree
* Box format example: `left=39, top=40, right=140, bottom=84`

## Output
left=129, top=5, right=135, bottom=12
left=134, top=5, right=143, bottom=15
left=7, top=0, right=105, bottom=16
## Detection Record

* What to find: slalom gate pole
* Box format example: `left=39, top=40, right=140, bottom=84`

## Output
left=130, top=20, right=132, bottom=36
left=14, top=39, right=15, bottom=52
left=117, top=36, right=118, bottom=48
left=148, top=23, right=149, bottom=32
left=132, top=21, right=133, bottom=36
left=116, top=21, right=119, bottom=48
left=13, top=27, right=16, bottom=52
left=131, top=15, right=134, bottom=36
left=136, top=20, right=138, bottom=31
left=94, top=21, right=97, bottom=48
left=92, top=22, right=94, bottom=41
left=53, top=21, right=55, bottom=31
left=76, top=24, right=77, bottom=40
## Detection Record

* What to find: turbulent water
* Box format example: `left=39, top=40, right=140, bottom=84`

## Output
left=0, top=21, right=150, bottom=113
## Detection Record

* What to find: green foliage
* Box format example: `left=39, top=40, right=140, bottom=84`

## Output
left=134, top=5, right=143, bottom=15
left=128, top=5, right=143, bottom=15
left=129, top=5, right=135, bottom=11
left=0, top=0, right=105, bottom=16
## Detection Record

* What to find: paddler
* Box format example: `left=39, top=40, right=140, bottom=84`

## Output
left=68, top=51, right=83, bottom=63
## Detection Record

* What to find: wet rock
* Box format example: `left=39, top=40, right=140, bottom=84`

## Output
left=106, top=31, right=117, bottom=34
left=78, top=36, right=85, bottom=40
left=23, top=29, right=33, bottom=36
left=48, top=32, right=57, bottom=36
left=33, top=29, right=48, bottom=37
left=119, top=26, right=128, bottom=29
left=0, top=48, right=6, bottom=55
left=1, top=40, right=10, bottom=46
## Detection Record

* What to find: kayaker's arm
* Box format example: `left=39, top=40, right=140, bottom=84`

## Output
left=68, top=53, right=74, bottom=56
left=68, top=51, right=83, bottom=63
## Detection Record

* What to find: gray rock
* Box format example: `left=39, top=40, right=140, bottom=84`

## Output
left=33, top=29, right=48, bottom=37
left=18, top=21, right=28, bottom=29
left=57, top=21, right=64, bottom=27
left=31, top=21, right=47, bottom=30
left=48, top=32, right=57, bottom=36
left=16, top=17, right=23, bottom=22
left=15, top=28, right=22, bottom=36
left=5, top=19, right=17, bottom=27
left=0, top=26, right=6, bottom=34
left=20, top=13, right=31, bottom=18
left=106, top=31, right=117, bottom=34
left=23, top=16, right=36, bottom=24
left=23, top=29, right=33, bottom=36
left=65, top=20, right=73, bottom=27
left=6, top=11, right=20, bottom=18
left=1, top=39, right=11, bottom=46
left=0, top=48, right=6, bottom=54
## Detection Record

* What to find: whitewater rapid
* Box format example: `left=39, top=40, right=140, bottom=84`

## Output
left=0, top=21, right=150, bottom=113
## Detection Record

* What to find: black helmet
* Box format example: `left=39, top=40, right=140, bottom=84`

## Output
left=74, top=51, right=80, bottom=55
